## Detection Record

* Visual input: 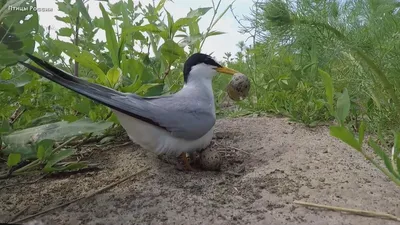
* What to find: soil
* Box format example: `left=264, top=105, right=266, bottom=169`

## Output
left=1, top=117, right=399, bottom=225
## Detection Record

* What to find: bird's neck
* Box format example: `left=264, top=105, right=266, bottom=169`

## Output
left=183, top=78, right=213, bottom=97
left=181, top=78, right=216, bottom=117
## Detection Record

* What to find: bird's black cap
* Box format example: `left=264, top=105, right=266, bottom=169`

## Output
left=183, top=53, right=222, bottom=83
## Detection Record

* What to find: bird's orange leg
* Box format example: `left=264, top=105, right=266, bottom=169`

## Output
left=179, top=153, right=194, bottom=171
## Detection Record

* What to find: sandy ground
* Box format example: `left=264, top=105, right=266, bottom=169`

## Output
left=0, top=117, right=399, bottom=225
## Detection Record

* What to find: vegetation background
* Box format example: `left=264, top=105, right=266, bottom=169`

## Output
left=0, top=0, right=399, bottom=186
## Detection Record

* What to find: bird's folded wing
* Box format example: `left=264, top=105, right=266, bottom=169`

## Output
left=19, top=54, right=215, bottom=140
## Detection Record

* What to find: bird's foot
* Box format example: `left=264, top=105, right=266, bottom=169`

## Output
left=176, top=153, right=195, bottom=171
left=158, top=152, right=199, bottom=171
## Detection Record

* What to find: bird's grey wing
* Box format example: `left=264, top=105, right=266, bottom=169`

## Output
left=137, top=96, right=216, bottom=140
left=20, top=54, right=214, bottom=140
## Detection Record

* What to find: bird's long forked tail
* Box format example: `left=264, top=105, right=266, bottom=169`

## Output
left=18, top=53, right=162, bottom=128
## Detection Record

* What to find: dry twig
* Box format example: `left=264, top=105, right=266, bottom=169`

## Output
left=8, top=205, right=30, bottom=223
left=294, top=200, right=400, bottom=222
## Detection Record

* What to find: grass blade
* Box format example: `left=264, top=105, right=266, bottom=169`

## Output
left=330, top=126, right=361, bottom=151
left=318, top=69, right=334, bottom=115
left=336, top=88, right=350, bottom=125
left=358, top=121, right=366, bottom=146
left=76, top=0, right=92, bottom=25
left=99, top=3, right=119, bottom=67
left=369, top=139, right=399, bottom=179
left=393, top=132, right=400, bottom=174
left=44, top=149, right=75, bottom=169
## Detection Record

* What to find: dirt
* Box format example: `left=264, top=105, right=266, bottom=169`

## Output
left=1, top=117, right=399, bottom=225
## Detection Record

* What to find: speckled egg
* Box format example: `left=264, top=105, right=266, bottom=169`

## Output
left=227, top=73, right=250, bottom=101
left=199, top=148, right=222, bottom=171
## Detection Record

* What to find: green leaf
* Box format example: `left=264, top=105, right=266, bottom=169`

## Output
left=397, top=158, right=400, bottom=177
left=44, top=149, right=75, bottom=169
left=369, top=139, right=399, bottom=178
left=0, top=119, right=11, bottom=134
left=122, top=58, right=143, bottom=80
left=99, top=3, right=119, bottom=67
left=166, top=10, right=174, bottom=38
left=0, top=0, right=39, bottom=66
left=120, top=2, right=130, bottom=26
left=7, top=153, right=21, bottom=167
left=106, top=67, right=122, bottom=88
left=135, top=83, right=162, bottom=95
left=55, top=16, right=71, bottom=23
left=393, top=132, right=400, bottom=173
left=63, top=162, right=88, bottom=171
left=122, top=24, right=162, bottom=36
left=36, top=139, right=55, bottom=161
left=121, top=79, right=142, bottom=93
left=53, top=40, right=107, bottom=83
left=2, top=119, right=113, bottom=146
left=0, top=69, right=11, bottom=79
left=57, top=27, right=73, bottom=37
left=0, top=83, right=17, bottom=94
left=206, top=30, right=225, bottom=37
left=52, top=39, right=79, bottom=52
left=89, top=110, right=97, bottom=121
left=37, top=145, right=45, bottom=161
left=0, top=72, right=32, bottom=88
left=76, top=0, right=92, bottom=25
left=108, top=1, right=124, bottom=15
left=118, top=34, right=126, bottom=65
left=188, top=22, right=201, bottom=52
left=74, top=99, right=91, bottom=115
left=56, top=1, right=73, bottom=14
left=127, top=0, right=133, bottom=10
left=42, top=161, right=88, bottom=173
left=160, top=39, right=185, bottom=64
left=187, top=7, right=212, bottom=18
left=179, top=34, right=203, bottom=48
left=155, top=0, right=167, bottom=12
left=330, top=126, right=361, bottom=151
left=358, top=121, right=366, bottom=146
left=318, top=69, right=334, bottom=115
left=172, top=18, right=194, bottom=34
left=2, top=144, right=36, bottom=160
left=336, top=88, right=350, bottom=124
left=144, top=83, right=165, bottom=96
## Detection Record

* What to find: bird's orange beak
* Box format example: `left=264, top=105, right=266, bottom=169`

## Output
left=215, top=67, right=238, bottom=75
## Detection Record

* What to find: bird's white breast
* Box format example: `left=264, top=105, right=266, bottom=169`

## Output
left=112, top=110, right=214, bottom=156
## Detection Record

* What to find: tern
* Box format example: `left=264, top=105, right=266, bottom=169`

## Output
left=19, top=53, right=239, bottom=170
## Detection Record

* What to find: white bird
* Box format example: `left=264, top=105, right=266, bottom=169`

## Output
left=19, top=53, right=239, bottom=171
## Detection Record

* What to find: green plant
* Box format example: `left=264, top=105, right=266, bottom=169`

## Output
left=6, top=138, right=86, bottom=177
left=0, top=0, right=232, bottom=176
left=320, top=68, right=400, bottom=186
left=0, top=0, right=39, bottom=67
left=222, top=0, right=400, bottom=187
